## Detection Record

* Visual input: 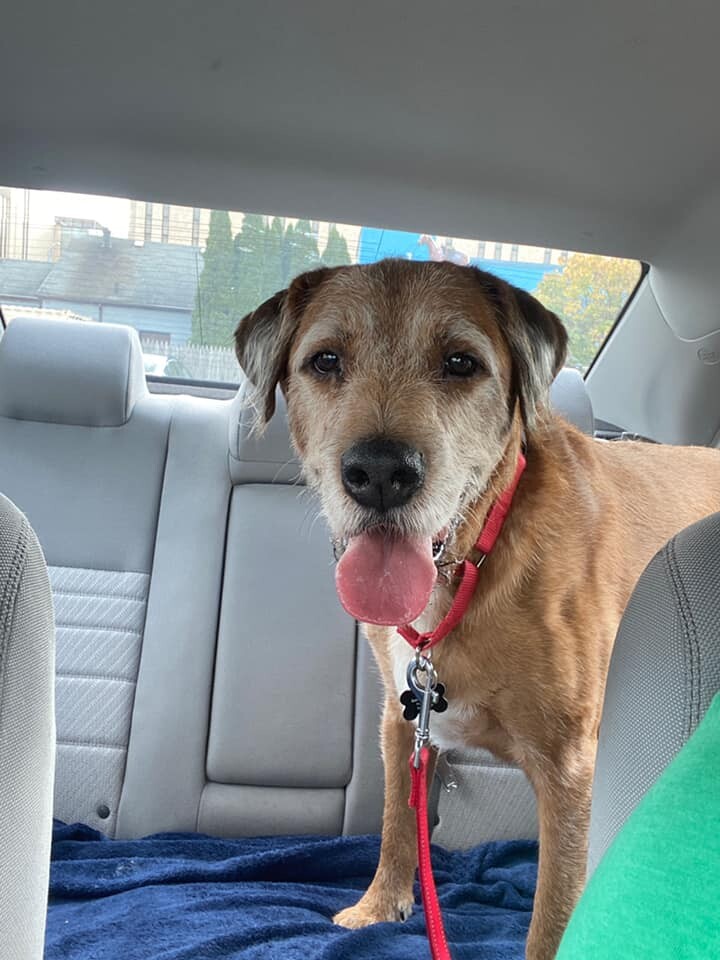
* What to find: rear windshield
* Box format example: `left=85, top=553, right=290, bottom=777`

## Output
left=0, top=187, right=642, bottom=382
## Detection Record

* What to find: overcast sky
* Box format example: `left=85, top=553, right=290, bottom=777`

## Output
left=28, top=189, right=131, bottom=237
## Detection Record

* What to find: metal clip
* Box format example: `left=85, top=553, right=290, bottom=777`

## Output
left=406, top=653, right=438, bottom=769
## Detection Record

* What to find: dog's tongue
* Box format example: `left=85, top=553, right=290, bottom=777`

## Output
left=335, top=531, right=436, bottom=625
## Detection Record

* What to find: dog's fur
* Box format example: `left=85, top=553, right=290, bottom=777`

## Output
left=235, top=259, right=720, bottom=959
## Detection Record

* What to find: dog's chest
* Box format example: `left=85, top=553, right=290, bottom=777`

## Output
left=388, top=630, right=473, bottom=753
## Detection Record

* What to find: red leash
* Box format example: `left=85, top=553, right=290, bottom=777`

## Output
left=400, top=451, right=526, bottom=960
left=409, top=747, right=452, bottom=960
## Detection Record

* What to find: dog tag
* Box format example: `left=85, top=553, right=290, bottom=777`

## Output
left=400, top=688, right=421, bottom=721
left=400, top=679, right=448, bottom=721
left=402, top=653, right=448, bottom=767
left=432, top=683, right=448, bottom=713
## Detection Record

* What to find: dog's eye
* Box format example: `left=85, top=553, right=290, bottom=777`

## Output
left=311, top=351, right=341, bottom=375
left=444, top=353, right=478, bottom=378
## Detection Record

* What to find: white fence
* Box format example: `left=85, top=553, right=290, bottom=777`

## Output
left=142, top=338, right=240, bottom=383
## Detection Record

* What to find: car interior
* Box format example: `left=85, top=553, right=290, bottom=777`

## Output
left=1, top=2, right=720, bottom=958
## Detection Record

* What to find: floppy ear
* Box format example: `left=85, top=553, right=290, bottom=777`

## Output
left=508, top=286, right=568, bottom=424
left=473, top=269, right=568, bottom=427
left=234, top=267, right=335, bottom=427
left=234, top=289, right=289, bottom=425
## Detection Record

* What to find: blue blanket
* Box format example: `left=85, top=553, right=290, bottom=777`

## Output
left=46, top=822, right=537, bottom=959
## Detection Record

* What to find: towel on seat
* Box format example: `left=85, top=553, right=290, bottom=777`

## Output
left=46, top=822, right=536, bottom=959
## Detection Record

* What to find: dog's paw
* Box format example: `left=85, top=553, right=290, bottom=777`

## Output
left=333, top=894, right=415, bottom=928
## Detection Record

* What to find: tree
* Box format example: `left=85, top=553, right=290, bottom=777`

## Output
left=261, top=217, right=286, bottom=300
left=534, top=254, right=641, bottom=371
left=191, top=210, right=236, bottom=346
left=285, top=219, right=321, bottom=282
left=321, top=224, right=351, bottom=267
left=233, top=213, right=268, bottom=320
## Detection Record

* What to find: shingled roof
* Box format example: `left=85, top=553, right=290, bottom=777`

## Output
left=36, top=235, right=202, bottom=309
left=0, top=259, right=52, bottom=298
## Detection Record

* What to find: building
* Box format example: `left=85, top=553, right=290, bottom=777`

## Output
left=0, top=187, right=50, bottom=260
left=129, top=201, right=241, bottom=248
left=3, top=184, right=563, bottom=275
left=0, top=258, right=53, bottom=304
left=0, top=187, right=113, bottom=262
left=128, top=200, right=365, bottom=259
left=0, top=232, right=201, bottom=344
left=357, top=228, right=565, bottom=290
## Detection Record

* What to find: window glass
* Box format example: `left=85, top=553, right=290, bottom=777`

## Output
left=0, top=187, right=642, bottom=381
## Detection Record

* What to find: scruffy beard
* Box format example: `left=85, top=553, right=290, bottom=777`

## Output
left=314, top=458, right=496, bottom=576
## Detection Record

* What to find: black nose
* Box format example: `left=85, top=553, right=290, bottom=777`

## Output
left=341, top=438, right=425, bottom=512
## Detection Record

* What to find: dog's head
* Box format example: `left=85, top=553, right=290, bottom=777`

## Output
left=235, top=259, right=566, bottom=624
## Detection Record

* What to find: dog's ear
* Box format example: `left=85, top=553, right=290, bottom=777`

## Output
left=234, top=267, right=335, bottom=428
left=473, top=269, right=568, bottom=427
left=509, top=287, right=568, bottom=422
left=234, top=289, right=289, bottom=426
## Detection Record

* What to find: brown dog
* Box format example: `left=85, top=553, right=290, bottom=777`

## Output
left=235, top=259, right=720, bottom=960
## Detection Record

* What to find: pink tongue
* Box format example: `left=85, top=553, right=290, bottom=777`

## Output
left=335, top=531, right=437, bottom=625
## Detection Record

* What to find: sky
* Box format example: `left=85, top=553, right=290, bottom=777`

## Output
left=28, top=190, right=131, bottom=238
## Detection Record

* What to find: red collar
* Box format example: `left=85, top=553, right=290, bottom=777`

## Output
left=398, top=450, right=526, bottom=652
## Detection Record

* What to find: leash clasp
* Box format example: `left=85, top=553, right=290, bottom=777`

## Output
left=406, top=653, right=442, bottom=769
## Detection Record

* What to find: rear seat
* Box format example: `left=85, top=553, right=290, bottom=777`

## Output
left=0, top=317, right=174, bottom=835
left=0, top=317, right=594, bottom=848
left=0, top=316, right=383, bottom=839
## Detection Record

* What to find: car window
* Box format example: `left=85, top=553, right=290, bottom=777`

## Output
left=0, top=187, right=642, bottom=382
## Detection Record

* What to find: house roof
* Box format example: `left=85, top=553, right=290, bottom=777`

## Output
left=37, top=235, right=202, bottom=310
left=0, top=259, right=52, bottom=298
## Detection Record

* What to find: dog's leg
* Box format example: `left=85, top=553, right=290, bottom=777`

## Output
left=524, top=741, right=596, bottom=960
left=334, top=698, right=422, bottom=928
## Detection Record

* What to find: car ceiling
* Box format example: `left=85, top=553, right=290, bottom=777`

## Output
left=1, top=2, right=719, bottom=271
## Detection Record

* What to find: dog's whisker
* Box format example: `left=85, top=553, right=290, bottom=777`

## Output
left=297, top=497, right=323, bottom=539
left=271, top=457, right=301, bottom=485
left=306, top=509, right=326, bottom=538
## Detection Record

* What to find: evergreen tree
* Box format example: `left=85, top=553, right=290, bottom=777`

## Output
left=321, top=224, right=351, bottom=267
left=280, top=222, right=296, bottom=286
left=191, top=210, right=236, bottom=346
left=285, top=219, right=321, bottom=281
left=260, top=217, right=286, bottom=300
left=233, top=213, right=267, bottom=320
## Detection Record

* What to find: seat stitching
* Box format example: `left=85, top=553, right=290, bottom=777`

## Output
left=56, top=738, right=126, bottom=750
left=56, top=671, right=136, bottom=684
left=665, top=538, right=699, bottom=740
left=54, top=622, right=142, bottom=636
left=53, top=588, right=147, bottom=602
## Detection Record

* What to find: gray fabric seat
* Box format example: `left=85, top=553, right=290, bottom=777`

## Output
left=549, top=367, right=595, bottom=435
left=0, top=494, right=55, bottom=960
left=0, top=316, right=174, bottom=835
left=0, top=317, right=385, bottom=839
left=120, top=382, right=386, bottom=839
left=588, top=510, right=720, bottom=876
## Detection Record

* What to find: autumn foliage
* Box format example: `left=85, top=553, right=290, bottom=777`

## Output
left=534, top=254, right=642, bottom=371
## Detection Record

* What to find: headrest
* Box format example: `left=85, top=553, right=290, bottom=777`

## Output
left=229, top=366, right=595, bottom=484
left=0, top=317, right=148, bottom=427
left=229, top=381, right=301, bottom=484
left=549, top=367, right=594, bottom=435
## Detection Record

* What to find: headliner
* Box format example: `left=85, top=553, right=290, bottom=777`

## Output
left=0, top=1, right=718, bottom=266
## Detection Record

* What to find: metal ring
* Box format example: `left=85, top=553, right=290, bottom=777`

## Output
left=406, top=656, right=437, bottom=695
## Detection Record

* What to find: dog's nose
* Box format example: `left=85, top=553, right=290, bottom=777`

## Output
left=341, top=438, right=425, bottom=511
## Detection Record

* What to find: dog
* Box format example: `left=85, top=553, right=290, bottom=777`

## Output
left=234, top=258, right=720, bottom=959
